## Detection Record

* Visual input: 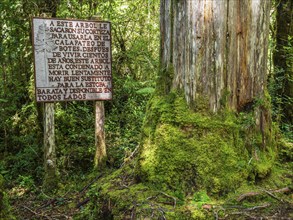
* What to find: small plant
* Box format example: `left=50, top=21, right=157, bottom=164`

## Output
left=17, top=175, right=35, bottom=190
left=192, top=190, right=211, bottom=208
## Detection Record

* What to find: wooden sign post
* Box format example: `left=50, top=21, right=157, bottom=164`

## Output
left=94, top=101, right=106, bottom=168
left=37, top=14, right=58, bottom=191
left=43, top=102, right=57, bottom=190
left=32, top=17, right=112, bottom=188
left=92, top=16, right=107, bottom=169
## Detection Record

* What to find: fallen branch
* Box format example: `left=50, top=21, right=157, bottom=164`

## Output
left=120, top=145, right=140, bottom=167
left=21, top=205, right=52, bottom=220
left=157, top=191, right=177, bottom=208
left=39, top=198, right=57, bottom=209
left=245, top=202, right=270, bottom=211
left=237, top=187, right=291, bottom=202
left=51, top=213, right=72, bottom=219
left=262, top=189, right=284, bottom=202
left=230, top=211, right=258, bottom=219
left=76, top=197, right=90, bottom=209
left=79, top=174, right=102, bottom=195
left=237, top=192, right=260, bottom=202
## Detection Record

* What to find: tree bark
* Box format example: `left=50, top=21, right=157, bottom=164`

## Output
left=160, top=0, right=271, bottom=112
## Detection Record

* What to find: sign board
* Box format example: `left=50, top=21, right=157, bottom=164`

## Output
left=32, top=18, right=112, bottom=102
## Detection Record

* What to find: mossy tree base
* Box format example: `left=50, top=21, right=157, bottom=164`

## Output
left=75, top=92, right=288, bottom=220
left=138, top=91, right=276, bottom=195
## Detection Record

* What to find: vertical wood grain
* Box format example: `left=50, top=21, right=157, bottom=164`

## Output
left=94, top=101, right=107, bottom=169
left=43, top=102, right=57, bottom=190
left=161, top=0, right=271, bottom=112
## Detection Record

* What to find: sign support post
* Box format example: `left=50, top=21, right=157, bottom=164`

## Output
left=94, top=101, right=106, bottom=168
left=92, top=16, right=107, bottom=169
left=39, top=13, right=57, bottom=191
left=43, top=101, right=57, bottom=190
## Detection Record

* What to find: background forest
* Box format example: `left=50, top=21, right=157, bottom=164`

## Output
left=0, top=0, right=292, bottom=219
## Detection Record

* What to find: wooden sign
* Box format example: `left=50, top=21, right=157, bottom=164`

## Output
left=32, top=18, right=112, bottom=102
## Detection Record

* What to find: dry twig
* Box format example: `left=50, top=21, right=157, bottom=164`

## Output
left=237, top=187, right=291, bottom=202
left=21, top=205, right=52, bottom=220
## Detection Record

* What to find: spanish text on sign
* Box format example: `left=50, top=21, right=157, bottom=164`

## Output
left=33, top=18, right=112, bottom=102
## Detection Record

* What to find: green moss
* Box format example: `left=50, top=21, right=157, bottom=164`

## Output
left=139, top=91, right=276, bottom=196
left=77, top=91, right=282, bottom=219
left=157, top=65, right=174, bottom=95
left=140, top=93, right=248, bottom=193
left=76, top=166, right=185, bottom=219
left=279, top=139, right=293, bottom=162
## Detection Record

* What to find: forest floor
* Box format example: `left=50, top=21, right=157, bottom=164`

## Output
left=9, top=173, right=293, bottom=220
left=10, top=190, right=293, bottom=219
left=10, top=185, right=88, bottom=219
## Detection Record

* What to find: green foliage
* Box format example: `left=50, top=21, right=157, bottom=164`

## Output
left=57, top=0, right=160, bottom=81
left=269, top=34, right=293, bottom=139
left=192, top=190, right=211, bottom=208
left=0, top=175, right=15, bottom=219
left=279, top=139, right=293, bottom=163
left=17, top=175, right=35, bottom=190
left=105, top=76, right=154, bottom=167
left=0, top=0, right=159, bottom=184
left=54, top=102, right=95, bottom=176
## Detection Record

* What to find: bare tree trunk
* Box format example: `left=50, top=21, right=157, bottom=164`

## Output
left=160, top=0, right=271, bottom=112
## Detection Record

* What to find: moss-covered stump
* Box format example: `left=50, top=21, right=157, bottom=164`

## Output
left=138, top=91, right=276, bottom=195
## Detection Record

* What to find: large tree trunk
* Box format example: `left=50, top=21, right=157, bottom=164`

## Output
left=160, top=0, right=271, bottom=112
left=273, top=0, right=293, bottom=125
left=138, top=0, right=273, bottom=196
